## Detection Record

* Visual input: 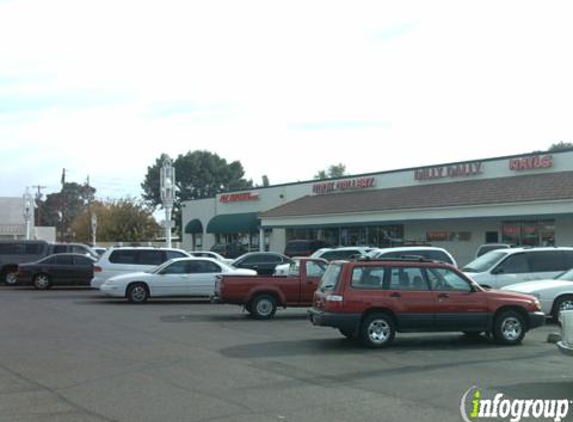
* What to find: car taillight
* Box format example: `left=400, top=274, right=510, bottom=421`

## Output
left=94, top=266, right=102, bottom=273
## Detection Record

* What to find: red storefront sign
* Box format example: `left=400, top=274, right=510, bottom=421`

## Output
left=509, top=155, right=552, bottom=171
left=219, top=192, right=259, bottom=203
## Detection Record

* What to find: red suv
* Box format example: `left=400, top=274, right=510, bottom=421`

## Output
left=307, top=258, right=545, bottom=347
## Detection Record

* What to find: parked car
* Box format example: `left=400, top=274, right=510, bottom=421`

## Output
left=475, top=243, right=512, bottom=258
left=462, top=247, right=573, bottom=289
left=283, top=239, right=330, bottom=257
left=367, top=246, right=457, bottom=267
left=212, top=258, right=328, bottom=319
left=312, top=246, right=373, bottom=262
left=232, top=252, right=294, bottom=275
left=558, top=310, right=573, bottom=356
left=0, top=240, right=98, bottom=285
left=501, top=268, right=573, bottom=319
left=307, top=257, right=544, bottom=347
left=16, top=253, right=97, bottom=289
left=99, top=257, right=256, bottom=303
left=91, top=247, right=190, bottom=288
left=92, top=247, right=107, bottom=257
left=210, top=242, right=247, bottom=259
left=188, top=250, right=234, bottom=265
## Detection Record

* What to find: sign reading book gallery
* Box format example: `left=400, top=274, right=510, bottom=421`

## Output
left=313, top=177, right=376, bottom=194
left=414, top=162, right=483, bottom=181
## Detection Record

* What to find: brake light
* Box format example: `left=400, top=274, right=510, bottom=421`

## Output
left=94, top=266, right=102, bottom=273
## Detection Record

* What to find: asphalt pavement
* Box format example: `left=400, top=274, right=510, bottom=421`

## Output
left=0, top=287, right=571, bottom=422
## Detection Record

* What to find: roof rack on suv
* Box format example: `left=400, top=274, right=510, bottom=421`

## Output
left=354, top=255, right=435, bottom=263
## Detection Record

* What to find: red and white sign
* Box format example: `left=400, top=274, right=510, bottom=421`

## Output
left=509, top=155, right=553, bottom=171
left=219, top=192, right=259, bottom=203
left=415, top=162, right=483, bottom=181
left=313, top=177, right=376, bottom=194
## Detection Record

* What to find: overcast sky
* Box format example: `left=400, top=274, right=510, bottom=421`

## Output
left=1, top=0, right=572, bottom=202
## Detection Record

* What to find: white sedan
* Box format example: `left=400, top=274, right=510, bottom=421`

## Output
left=501, top=268, right=573, bottom=319
left=99, top=257, right=256, bottom=303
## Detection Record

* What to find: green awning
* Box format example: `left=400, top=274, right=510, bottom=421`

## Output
left=184, top=219, right=203, bottom=234
left=206, top=212, right=260, bottom=234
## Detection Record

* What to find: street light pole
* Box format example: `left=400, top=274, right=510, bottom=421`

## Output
left=23, top=189, right=33, bottom=240
left=91, top=213, right=97, bottom=246
left=160, top=156, right=175, bottom=248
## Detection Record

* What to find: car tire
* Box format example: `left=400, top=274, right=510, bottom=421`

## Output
left=360, top=313, right=395, bottom=348
left=127, top=283, right=149, bottom=304
left=250, top=295, right=277, bottom=320
left=3, top=269, right=18, bottom=285
left=552, top=295, right=573, bottom=321
left=33, top=273, right=51, bottom=290
left=493, top=310, right=526, bottom=345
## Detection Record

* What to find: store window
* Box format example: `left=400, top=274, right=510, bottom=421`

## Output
left=501, top=220, right=555, bottom=246
left=286, top=225, right=403, bottom=248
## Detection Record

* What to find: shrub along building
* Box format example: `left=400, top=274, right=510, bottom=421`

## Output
left=181, top=149, right=573, bottom=265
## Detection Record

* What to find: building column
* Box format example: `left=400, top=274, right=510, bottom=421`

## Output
left=259, top=227, right=265, bottom=252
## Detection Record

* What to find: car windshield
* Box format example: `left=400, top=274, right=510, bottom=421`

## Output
left=150, top=259, right=176, bottom=274
left=556, top=268, right=573, bottom=281
left=462, top=250, right=509, bottom=273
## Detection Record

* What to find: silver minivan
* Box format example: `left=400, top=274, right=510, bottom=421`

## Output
left=462, top=247, right=573, bottom=289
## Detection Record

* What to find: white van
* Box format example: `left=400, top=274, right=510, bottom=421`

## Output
left=91, top=247, right=190, bottom=288
left=462, top=247, right=573, bottom=289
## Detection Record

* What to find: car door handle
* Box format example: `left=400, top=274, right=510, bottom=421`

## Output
left=438, top=293, right=449, bottom=299
left=390, top=292, right=401, bottom=298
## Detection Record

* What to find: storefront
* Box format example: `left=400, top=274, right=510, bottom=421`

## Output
left=181, top=149, right=573, bottom=265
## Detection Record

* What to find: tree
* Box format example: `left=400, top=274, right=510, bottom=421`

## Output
left=314, top=163, right=347, bottom=180
left=141, top=151, right=254, bottom=235
left=548, top=142, right=573, bottom=152
left=262, top=175, right=270, bottom=187
left=72, top=199, right=160, bottom=243
left=37, top=182, right=96, bottom=241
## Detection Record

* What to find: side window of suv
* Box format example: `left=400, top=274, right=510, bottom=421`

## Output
left=494, top=253, right=529, bottom=274
left=426, top=267, right=472, bottom=292
left=387, top=267, right=428, bottom=290
left=166, top=250, right=187, bottom=260
left=527, top=251, right=567, bottom=272
left=351, top=266, right=386, bottom=289
left=137, top=250, right=164, bottom=265
left=109, top=250, right=137, bottom=264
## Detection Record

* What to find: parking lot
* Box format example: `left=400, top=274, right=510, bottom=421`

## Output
left=1, top=287, right=571, bottom=422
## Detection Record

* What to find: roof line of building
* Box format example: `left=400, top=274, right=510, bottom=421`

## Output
left=227, top=148, right=571, bottom=195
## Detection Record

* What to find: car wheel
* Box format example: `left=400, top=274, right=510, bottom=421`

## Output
left=127, top=283, right=149, bottom=304
left=339, top=328, right=356, bottom=339
left=493, top=310, right=526, bottom=345
left=251, top=295, right=277, bottom=320
left=552, top=295, right=573, bottom=321
left=360, top=313, right=395, bottom=348
left=33, top=274, right=51, bottom=290
left=4, top=270, right=18, bottom=285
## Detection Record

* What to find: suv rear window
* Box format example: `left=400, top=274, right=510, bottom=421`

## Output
left=318, top=263, right=343, bottom=291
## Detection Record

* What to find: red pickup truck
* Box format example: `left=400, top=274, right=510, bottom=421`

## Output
left=212, top=258, right=327, bottom=319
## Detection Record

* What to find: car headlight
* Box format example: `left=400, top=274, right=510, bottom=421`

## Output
left=533, top=299, right=542, bottom=311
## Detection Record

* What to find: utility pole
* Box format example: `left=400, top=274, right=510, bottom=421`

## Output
left=31, top=185, right=46, bottom=226
left=160, top=156, right=175, bottom=248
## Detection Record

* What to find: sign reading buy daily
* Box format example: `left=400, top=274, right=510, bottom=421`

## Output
left=415, top=162, right=483, bottom=181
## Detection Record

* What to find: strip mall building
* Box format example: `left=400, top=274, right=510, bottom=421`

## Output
left=181, top=149, right=573, bottom=265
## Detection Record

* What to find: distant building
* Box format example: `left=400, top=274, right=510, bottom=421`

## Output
left=0, top=197, right=55, bottom=241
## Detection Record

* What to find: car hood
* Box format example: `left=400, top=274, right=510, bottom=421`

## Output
left=482, top=288, right=539, bottom=302
left=501, top=279, right=573, bottom=294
